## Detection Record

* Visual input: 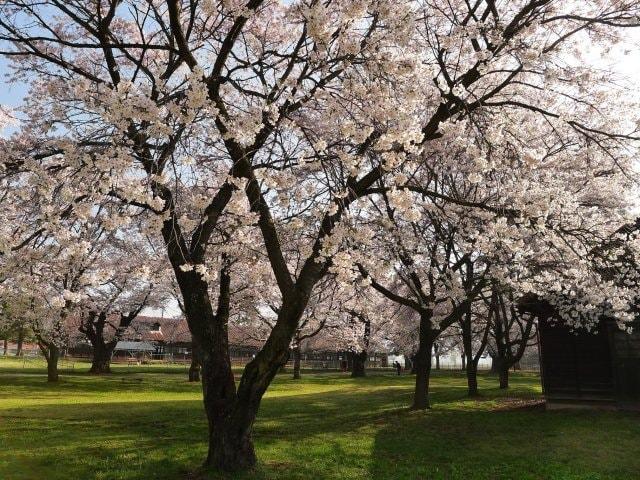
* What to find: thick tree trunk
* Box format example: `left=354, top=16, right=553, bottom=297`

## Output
left=412, top=313, right=435, bottom=410
left=165, top=218, right=320, bottom=472
left=201, top=351, right=256, bottom=471
left=46, top=345, right=60, bottom=383
left=89, top=342, right=114, bottom=374
left=351, top=350, right=367, bottom=378
left=292, top=344, right=301, bottom=380
left=182, top=269, right=258, bottom=471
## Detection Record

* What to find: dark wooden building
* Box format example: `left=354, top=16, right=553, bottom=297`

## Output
left=539, top=317, right=640, bottom=409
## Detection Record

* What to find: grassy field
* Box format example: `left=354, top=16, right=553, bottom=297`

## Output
left=1, top=357, right=639, bottom=480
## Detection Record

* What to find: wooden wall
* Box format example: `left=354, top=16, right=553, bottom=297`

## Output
left=539, top=317, right=614, bottom=402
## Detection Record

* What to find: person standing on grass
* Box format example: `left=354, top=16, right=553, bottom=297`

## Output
left=394, top=361, right=402, bottom=376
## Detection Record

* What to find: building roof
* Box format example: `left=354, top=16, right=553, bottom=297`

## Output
left=114, top=341, right=156, bottom=352
left=124, top=316, right=191, bottom=344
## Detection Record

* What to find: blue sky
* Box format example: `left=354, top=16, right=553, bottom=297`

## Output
left=0, top=56, right=27, bottom=106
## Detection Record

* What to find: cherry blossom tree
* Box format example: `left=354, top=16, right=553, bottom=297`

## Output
left=77, top=239, right=168, bottom=374
left=3, top=0, right=640, bottom=472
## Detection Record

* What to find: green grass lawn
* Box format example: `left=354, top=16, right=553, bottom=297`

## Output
left=1, top=357, right=639, bottom=480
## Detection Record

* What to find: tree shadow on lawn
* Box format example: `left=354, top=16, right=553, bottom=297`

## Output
left=370, top=403, right=640, bottom=480
left=0, top=374, right=537, bottom=480
left=4, top=372, right=629, bottom=480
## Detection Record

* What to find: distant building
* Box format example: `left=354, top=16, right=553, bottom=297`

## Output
left=66, top=315, right=390, bottom=369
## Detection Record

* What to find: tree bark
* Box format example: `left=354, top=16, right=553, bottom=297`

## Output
left=201, top=349, right=256, bottom=471
left=89, top=341, right=115, bottom=374
left=189, top=340, right=202, bottom=382
left=435, top=352, right=440, bottom=370
left=466, top=363, right=479, bottom=396
left=82, top=310, right=142, bottom=375
left=189, top=357, right=201, bottom=382
left=412, top=313, right=435, bottom=410
left=489, top=354, right=499, bottom=373
left=2, top=338, right=7, bottom=356
left=460, top=308, right=483, bottom=397
left=15, top=327, right=24, bottom=357
left=409, top=354, right=417, bottom=374
left=181, top=269, right=258, bottom=471
left=41, top=343, right=60, bottom=383
left=292, top=344, right=301, bottom=380
left=162, top=198, right=319, bottom=471
left=351, top=350, right=367, bottom=378
left=499, top=363, right=509, bottom=389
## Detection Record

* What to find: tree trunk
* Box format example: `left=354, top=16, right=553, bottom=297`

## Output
left=292, top=344, right=301, bottom=380
left=435, top=353, right=440, bottom=370
left=489, top=354, right=499, bottom=373
left=15, top=328, right=24, bottom=357
left=46, top=345, right=60, bottom=383
left=189, top=340, right=202, bottom=382
left=466, top=363, right=479, bottom=396
left=499, top=363, right=509, bottom=389
left=201, top=350, right=257, bottom=471
left=2, top=338, right=7, bottom=356
left=189, top=356, right=201, bottom=382
left=409, top=354, right=417, bottom=374
left=412, top=313, right=435, bottom=410
left=89, top=342, right=114, bottom=374
left=351, top=350, right=367, bottom=378
left=164, top=219, right=320, bottom=471
left=180, top=268, right=258, bottom=471
left=461, top=353, right=466, bottom=371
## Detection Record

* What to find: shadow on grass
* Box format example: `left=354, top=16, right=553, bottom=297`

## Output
left=2, top=371, right=637, bottom=480
left=369, top=403, right=640, bottom=480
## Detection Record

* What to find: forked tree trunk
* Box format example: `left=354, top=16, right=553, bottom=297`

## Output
left=351, top=350, right=367, bottom=378
left=292, top=344, right=301, bottom=380
left=184, top=267, right=295, bottom=471
left=412, top=313, right=435, bottom=410
left=165, top=215, right=320, bottom=471
left=201, top=349, right=256, bottom=470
